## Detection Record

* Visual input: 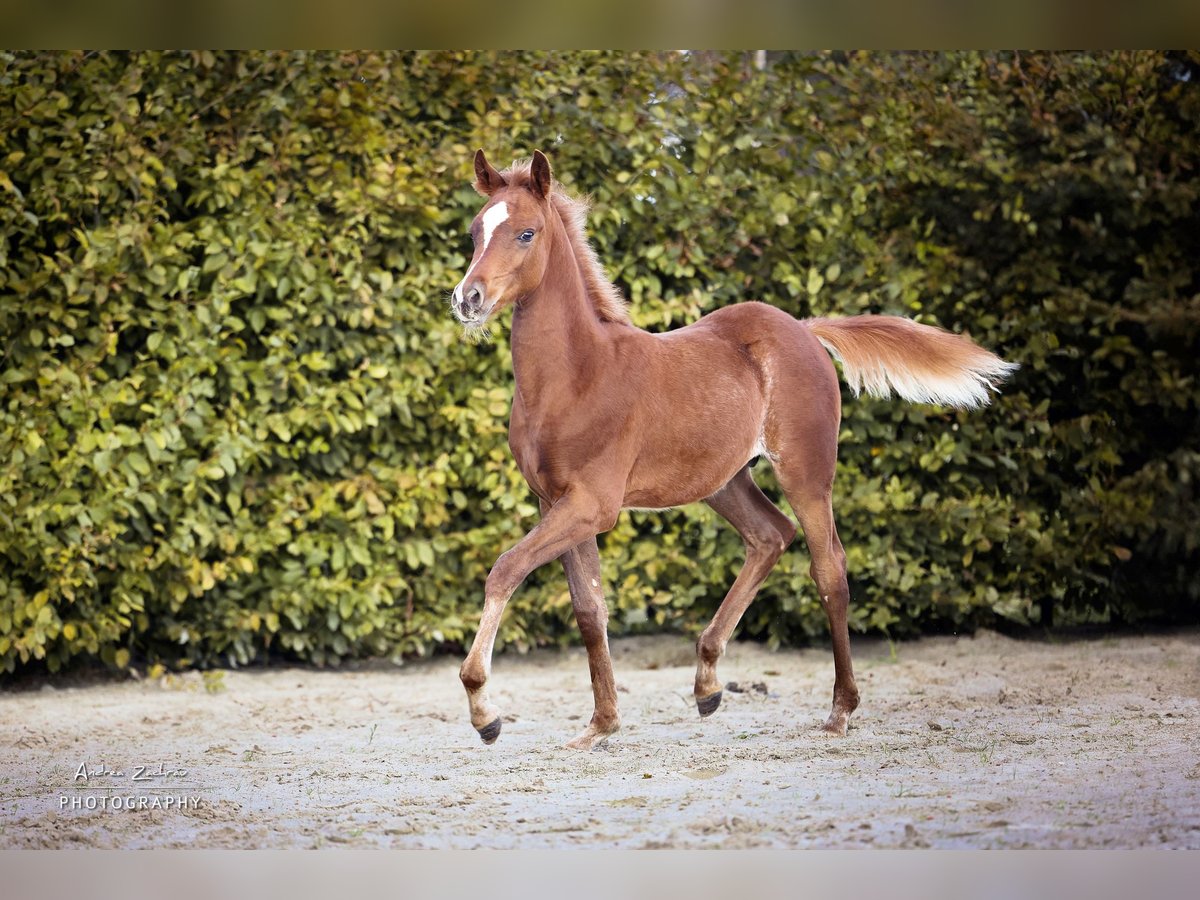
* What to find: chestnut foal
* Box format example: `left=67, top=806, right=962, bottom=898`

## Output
left=452, top=149, right=1017, bottom=749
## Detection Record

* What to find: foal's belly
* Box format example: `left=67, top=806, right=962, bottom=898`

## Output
left=622, top=466, right=747, bottom=509
left=620, top=387, right=765, bottom=508
left=621, top=435, right=758, bottom=508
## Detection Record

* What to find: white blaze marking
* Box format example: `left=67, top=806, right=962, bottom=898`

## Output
left=480, top=201, right=509, bottom=251
left=455, top=201, right=509, bottom=303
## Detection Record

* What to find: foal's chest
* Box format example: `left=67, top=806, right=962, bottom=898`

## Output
left=507, top=391, right=613, bottom=503
left=507, top=395, right=561, bottom=501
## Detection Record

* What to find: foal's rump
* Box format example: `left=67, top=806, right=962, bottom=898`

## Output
left=805, top=315, right=1018, bottom=410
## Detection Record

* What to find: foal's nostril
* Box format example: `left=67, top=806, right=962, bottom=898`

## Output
left=466, top=287, right=482, bottom=309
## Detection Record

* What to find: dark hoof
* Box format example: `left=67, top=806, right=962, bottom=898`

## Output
left=696, top=690, right=723, bottom=718
left=477, top=717, right=502, bottom=744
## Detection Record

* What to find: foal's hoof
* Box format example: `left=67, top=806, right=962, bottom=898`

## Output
left=696, top=690, right=723, bottom=718
left=476, top=717, right=503, bottom=745
left=821, top=711, right=850, bottom=737
left=565, top=722, right=619, bottom=751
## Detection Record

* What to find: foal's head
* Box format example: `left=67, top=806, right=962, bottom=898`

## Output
left=451, top=149, right=557, bottom=330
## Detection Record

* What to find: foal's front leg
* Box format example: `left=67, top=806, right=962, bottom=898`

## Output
left=558, top=536, right=620, bottom=750
left=459, top=491, right=611, bottom=744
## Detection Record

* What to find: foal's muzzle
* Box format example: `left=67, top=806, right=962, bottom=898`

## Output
left=452, top=281, right=488, bottom=324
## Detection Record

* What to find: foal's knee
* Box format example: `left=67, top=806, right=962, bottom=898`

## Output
left=747, top=521, right=794, bottom=568
left=776, top=519, right=798, bottom=555
left=810, top=548, right=849, bottom=605
left=573, top=597, right=609, bottom=644
left=485, top=551, right=520, bottom=602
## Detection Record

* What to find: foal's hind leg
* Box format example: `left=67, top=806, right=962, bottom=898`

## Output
left=766, top=342, right=860, bottom=736
left=775, top=470, right=860, bottom=736
left=694, top=466, right=797, bottom=717
left=559, top=536, right=621, bottom=750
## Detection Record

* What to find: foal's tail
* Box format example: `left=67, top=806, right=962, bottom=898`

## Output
left=806, top=315, right=1018, bottom=409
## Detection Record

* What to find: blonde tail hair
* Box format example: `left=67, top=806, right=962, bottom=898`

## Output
left=806, top=315, right=1018, bottom=409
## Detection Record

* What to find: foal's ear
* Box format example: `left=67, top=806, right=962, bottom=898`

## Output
left=473, top=149, right=506, bottom=197
left=530, top=149, right=552, bottom=200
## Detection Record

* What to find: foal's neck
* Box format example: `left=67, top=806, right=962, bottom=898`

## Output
left=510, top=211, right=606, bottom=402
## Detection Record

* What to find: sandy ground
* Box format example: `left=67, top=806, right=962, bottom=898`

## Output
left=2, top=629, right=1199, bottom=849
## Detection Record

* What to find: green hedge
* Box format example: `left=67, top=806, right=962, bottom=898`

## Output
left=1, top=51, right=1197, bottom=675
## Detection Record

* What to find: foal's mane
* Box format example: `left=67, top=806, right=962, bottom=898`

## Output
left=500, top=159, right=631, bottom=326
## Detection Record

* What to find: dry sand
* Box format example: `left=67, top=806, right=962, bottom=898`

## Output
left=2, top=629, right=1199, bottom=848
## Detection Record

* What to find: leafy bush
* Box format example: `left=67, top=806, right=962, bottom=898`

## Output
left=1, top=51, right=1197, bottom=675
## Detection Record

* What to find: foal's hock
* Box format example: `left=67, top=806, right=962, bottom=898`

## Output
left=452, top=149, right=1018, bottom=749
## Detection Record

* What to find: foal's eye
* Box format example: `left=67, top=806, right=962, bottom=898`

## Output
left=518, top=229, right=535, bottom=244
